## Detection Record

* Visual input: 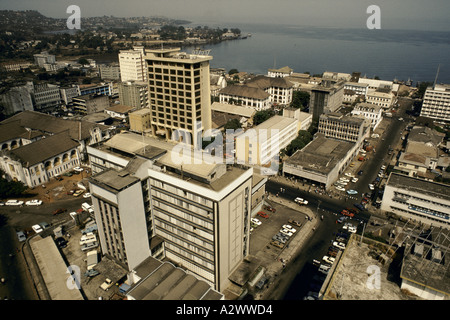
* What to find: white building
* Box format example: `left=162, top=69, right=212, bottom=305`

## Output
left=88, top=144, right=254, bottom=292
left=420, top=84, right=450, bottom=122
left=235, top=115, right=298, bottom=167
left=267, top=66, right=293, bottom=78
left=351, top=102, right=383, bottom=130
left=366, top=91, right=394, bottom=109
left=381, top=172, right=450, bottom=228
left=0, top=131, right=81, bottom=187
left=118, top=46, right=147, bottom=82
left=343, top=82, right=369, bottom=103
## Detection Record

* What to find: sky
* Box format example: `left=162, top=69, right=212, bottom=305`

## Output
left=1, top=0, right=449, bottom=31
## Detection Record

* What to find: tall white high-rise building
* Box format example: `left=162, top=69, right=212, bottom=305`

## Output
left=420, top=84, right=450, bottom=122
left=118, top=46, right=147, bottom=82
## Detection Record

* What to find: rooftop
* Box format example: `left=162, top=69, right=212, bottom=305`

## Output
left=286, top=134, right=355, bottom=175
left=127, top=256, right=223, bottom=300
left=211, top=102, right=256, bottom=118
left=386, top=172, right=450, bottom=202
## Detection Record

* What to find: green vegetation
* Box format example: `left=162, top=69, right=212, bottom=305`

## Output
left=290, top=91, right=310, bottom=110
left=0, top=169, right=27, bottom=199
left=253, top=109, right=276, bottom=126
left=283, top=130, right=313, bottom=157
left=223, top=118, right=241, bottom=131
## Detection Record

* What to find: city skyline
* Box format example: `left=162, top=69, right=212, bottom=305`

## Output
left=1, top=0, right=450, bottom=32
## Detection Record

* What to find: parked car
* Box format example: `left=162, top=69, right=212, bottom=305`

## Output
left=270, top=240, right=284, bottom=249
left=251, top=218, right=262, bottom=226
left=368, top=184, right=375, bottom=190
left=337, top=217, right=345, bottom=223
left=357, top=170, right=363, bottom=175
left=323, top=256, right=336, bottom=264
left=100, top=278, right=114, bottom=291
left=55, top=237, right=68, bottom=248
left=16, top=230, right=26, bottom=242
left=346, top=189, right=358, bottom=195
left=336, top=186, right=345, bottom=192
left=83, top=193, right=91, bottom=198
left=5, top=200, right=24, bottom=206
left=348, top=226, right=357, bottom=233
left=354, top=203, right=366, bottom=211
left=73, top=189, right=85, bottom=197
left=280, top=228, right=293, bottom=237
left=264, top=205, right=276, bottom=212
left=294, top=197, right=308, bottom=205
left=32, top=224, right=43, bottom=233
left=282, top=225, right=297, bottom=233
left=257, top=211, right=269, bottom=219
left=288, top=219, right=302, bottom=227
left=73, top=166, right=84, bottom=172
left=55, top=176, right=63, bottom=181
left=333, top=241, right=346, bottom=250
left=53, top=208, right=67, bottom=215
left=25, top=199, right=42, bottom=206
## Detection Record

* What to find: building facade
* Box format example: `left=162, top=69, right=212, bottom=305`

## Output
left=420, top=84, right=450, bottom=122
left=350, top=102, right=383, bottom=130
left=309, top=80, right=345, bottom=120
left=318, top=112, right=369, bottom=144
left=118, top=80, right=149, bottom=109
left=145, top=48, right=212, bottom=147
left=119, top=46, right=147, bottom=82
left=381, top=173, right=450, bottom=228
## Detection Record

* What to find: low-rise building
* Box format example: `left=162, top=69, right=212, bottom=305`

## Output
left=129, top=108, right=152, bottom=133
left=351, top=102, right=383, bottom=130
left=235, top=115, right=298, bottom=167
left=104, top=104, right=135, bottom=120
left=366, top=91, right=394, bottom=109
left=267, top=66, right=293, bottom=78
left=72, top=94, right=110, bottom=114
left=318, top=112, right=369, bottom=144
left=211, top=102, right=256, bottom=129
left=283, top=133, right=358, bottom=189
left=0, top=131, right=81, bottom=187
left=381, top=172, right=450, bottom=228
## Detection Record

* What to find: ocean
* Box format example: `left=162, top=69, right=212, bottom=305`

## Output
left=184, top=23, right=450, bottom=85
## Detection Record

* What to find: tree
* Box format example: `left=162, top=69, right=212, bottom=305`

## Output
left=78, top=57, right=89, bottom=66
left=253, top=110, right=275, bottom=126
left=284, top=130, right=313, bottom=156
left=223, top=118, right=241, bottom=131
left=291, top=91, right=310, bottom=110
left=229, top=69, right=239, bottom=75
left=0, top=169, right=27, bottom=199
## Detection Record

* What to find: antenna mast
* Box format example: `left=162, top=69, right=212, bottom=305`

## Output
left=433, top=64, right=440, bottom=88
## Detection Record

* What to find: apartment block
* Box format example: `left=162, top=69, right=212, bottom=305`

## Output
left=420, top=84, right=450, bottom=122
left=351, top=102, right=383, bottom=130
left=366, top=91, right=394, bottom=109
left=145, top=48, right=212, bottom=147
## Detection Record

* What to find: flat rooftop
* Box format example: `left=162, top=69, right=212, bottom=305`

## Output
left=286, top=134, right=355, bottom=175
left=386, top=172, right=450, bottom=202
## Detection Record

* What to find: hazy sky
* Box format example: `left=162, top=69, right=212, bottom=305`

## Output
left=1, top=0, right=449, bottom=31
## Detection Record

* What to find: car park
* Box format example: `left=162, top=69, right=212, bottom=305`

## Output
left=294, top=197, right=308, bottom=205
left=25, top=199, right=42, bottom=206
left=5, top=200, right=24, bottom=206
left=257, top=211, right=269, bottom=219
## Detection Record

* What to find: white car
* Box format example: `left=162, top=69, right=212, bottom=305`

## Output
left=340, top=178, right=350, bottom=183
left=73, top=166, right=84, bottom=172
left=351, top=177, right=358, bottom=183
left=368, top=184, right=375, bottom=190
left=5, top=200, right=24, bottom=206
left=25, top=199, right=42, bottom=206
left=83, top=193, right=91, bottom=198
left=280, top=228, right=293, bottom=237
left=344, top=172, right=353, bottom=177
left=251, top=218, right=262, bottom=226
left=333, top=241, right=346, bottom=250
left=322, top=256, right=336, bottom=264
left=336, top=186, right=345, bottom=192
left=32, top=224, right=43, bottom=233
left=295, top=197, right=308, bottom=205
left=348, top=226, right=357, bottom=233
left=282, top=225, right=297, bottom=233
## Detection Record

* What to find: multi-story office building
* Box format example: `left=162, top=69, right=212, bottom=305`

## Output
left=31, top=83, right=61, bottom=112
left=145, top=48, right=212, bottom=147
left=343, top=82, right=369, bottom=103
left=318, top=112, right=369, bottom=144
left=119, top=46, right=147, bottom=82
left=366, top=91, right=394, bottom=109
left=309, top=80, right=345, bottom=120
left=420, top=84, right=450, bottom=122
left=381, top=172, right=450, bottom=228
left=99, top=63, right=121, bottom=80
left=59, top=85, right=81, bottom=105
left=118, top=80, right=149, bottom=109
left=72, top=94, right=110, bottom=114
left=88, top=143, right=253, bottom=292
